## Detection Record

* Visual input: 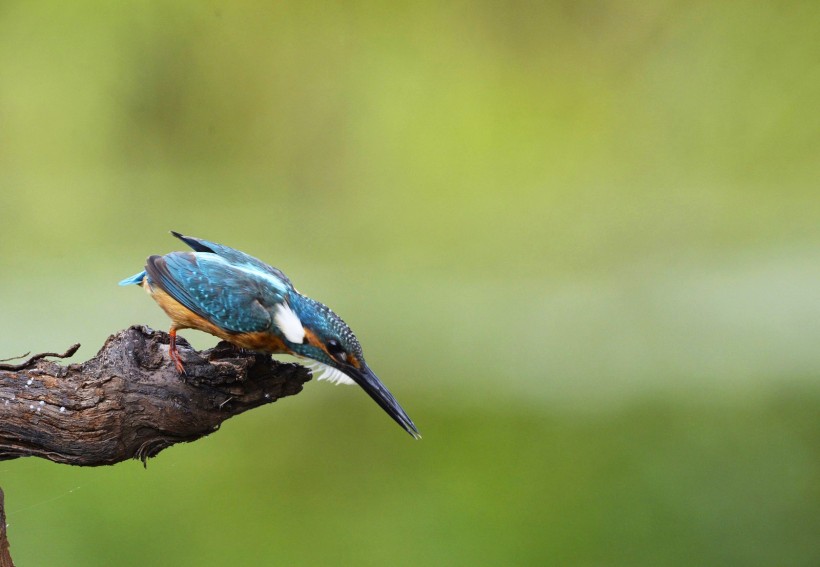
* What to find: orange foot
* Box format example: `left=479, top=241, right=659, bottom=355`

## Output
left=169, top=328, right=186, bottom=375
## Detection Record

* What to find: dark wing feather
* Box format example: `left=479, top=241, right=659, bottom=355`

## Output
left=145, top=252, right=286, bottom=334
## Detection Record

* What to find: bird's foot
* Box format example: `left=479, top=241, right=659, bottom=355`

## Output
left=169, top=328, right=187, bottom=376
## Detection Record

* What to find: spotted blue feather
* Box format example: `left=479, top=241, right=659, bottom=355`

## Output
left=145, top=252, right=287, bottom=334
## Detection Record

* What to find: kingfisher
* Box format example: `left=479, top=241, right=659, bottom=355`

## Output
left=119, top=231, right=420, bottom=439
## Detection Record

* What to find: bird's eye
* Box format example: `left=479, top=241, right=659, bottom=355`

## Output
left=326, top=339, right=347, bottom=362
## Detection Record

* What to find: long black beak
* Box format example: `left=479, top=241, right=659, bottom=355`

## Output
left=349, top=364, right=421, bottom=439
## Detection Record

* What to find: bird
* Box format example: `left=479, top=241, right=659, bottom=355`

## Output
left=119, top=231, right=420, bottom=439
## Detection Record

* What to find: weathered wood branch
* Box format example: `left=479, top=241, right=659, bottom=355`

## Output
left=0, top=488, right=12, bottom=567
left=0, top=325, right=311, bottom=466
left=0, top=343, right=80, bottom=371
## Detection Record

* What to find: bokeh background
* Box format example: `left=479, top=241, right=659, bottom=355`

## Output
left=1, top=1, right=818, bottom=565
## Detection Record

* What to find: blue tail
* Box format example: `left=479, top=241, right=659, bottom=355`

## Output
left=119, top=271, right=146, bottom=286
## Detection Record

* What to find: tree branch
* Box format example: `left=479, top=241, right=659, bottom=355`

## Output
left=0, top=325, right=311, bottom=466
left=0, top=487, right=12, bottom=567
left=0, top=343, right=80, bottom=371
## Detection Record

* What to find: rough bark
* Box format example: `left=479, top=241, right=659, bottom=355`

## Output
left=0, top=488, right=11, bottom=567
left=0, top=325, right=311, bottom=466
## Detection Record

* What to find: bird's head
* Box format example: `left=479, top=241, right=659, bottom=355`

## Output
left=276, top=293, right=420, bottom=439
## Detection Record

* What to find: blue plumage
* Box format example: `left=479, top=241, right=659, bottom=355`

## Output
left=145, top=252, right=283, bottom=334
left=119, top=231, right=420, bottom=439
left=118, top=271, right=146, bottom=286
left=170, top=231, right=292, bottom=288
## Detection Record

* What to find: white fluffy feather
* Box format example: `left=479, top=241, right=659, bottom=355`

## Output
left=305, top=361, right=356, bottom=386
left=274, top=302, right=305, bottom=344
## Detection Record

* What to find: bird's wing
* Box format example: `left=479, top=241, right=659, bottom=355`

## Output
left=170, top=231, right=293, bottom=289
left=145, top=252, right=288, bottom=334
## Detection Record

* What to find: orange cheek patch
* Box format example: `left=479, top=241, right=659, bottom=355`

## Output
left=303, top=328, right=357, bottom=367
left=303, top=329, right=328, bottom=355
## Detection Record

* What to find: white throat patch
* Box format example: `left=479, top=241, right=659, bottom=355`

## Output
left=274, top=302, right=306, bottom=344
left=304, top=360, right=356, bottom=386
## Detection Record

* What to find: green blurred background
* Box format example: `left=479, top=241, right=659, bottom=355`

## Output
left=1, top=1, right=818, bottom=565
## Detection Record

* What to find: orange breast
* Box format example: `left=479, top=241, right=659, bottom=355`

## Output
left=228, top=331, right=289, bottom=353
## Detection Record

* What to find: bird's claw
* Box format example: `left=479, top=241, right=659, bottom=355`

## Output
left=169, top=328, right=187, bottom=376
